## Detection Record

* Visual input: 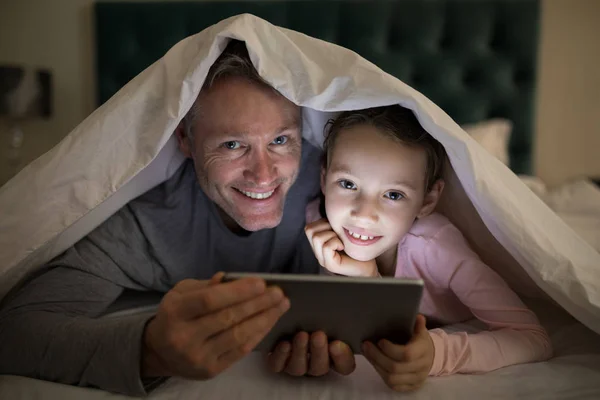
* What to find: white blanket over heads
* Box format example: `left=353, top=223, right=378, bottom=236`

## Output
left=0, top=14, right=598, bottom=334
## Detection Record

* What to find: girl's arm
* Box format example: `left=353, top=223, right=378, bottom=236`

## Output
left=423, top=227, right=553, bottom=376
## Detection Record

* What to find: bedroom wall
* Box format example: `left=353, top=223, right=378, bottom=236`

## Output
left=0, top=0, right=599, bottom=187
left=534, top=0, right=600, bottom=185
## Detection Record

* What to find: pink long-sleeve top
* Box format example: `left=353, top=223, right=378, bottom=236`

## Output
left=395, top=213, right=552, bottom=375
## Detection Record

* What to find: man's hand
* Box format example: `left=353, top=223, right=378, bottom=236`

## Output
left=362, top=315, right=434, bottom=392
left=266, top=331, right=356, bottom=377
left=142, top=272, right=290, bottom=380
left=305, top=219, right=378, bottom=277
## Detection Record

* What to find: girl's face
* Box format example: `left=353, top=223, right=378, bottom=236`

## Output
left=322, top=124, right=439, bottom=262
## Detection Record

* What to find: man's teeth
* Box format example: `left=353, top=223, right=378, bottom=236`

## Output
left=348, top=230, right=374, bottom=241
left=239, top=189, right=274, bottom=200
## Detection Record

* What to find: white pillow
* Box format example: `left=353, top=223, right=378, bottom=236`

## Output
left=462, top=119, right=513, bottom=166
left=520, top=177, right=600, bottom=253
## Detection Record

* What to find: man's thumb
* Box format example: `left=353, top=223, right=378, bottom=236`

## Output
left=210, top=271, right=225, bottom=285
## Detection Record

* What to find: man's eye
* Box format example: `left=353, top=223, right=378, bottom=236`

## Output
left=385, top=191, right=404, bottom=201
left=338, top=180, right=357, bottom=190
left=223, top=141, right=241, bottom=150
left=272, top=136, right=288, bottom=145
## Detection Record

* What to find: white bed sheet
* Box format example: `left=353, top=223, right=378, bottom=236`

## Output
left=2, top=299, right=599, bottom=400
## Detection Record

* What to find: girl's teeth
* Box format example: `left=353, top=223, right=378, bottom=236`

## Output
left=349, top=231, right=374, bottom=241
left=240, top=189, right=274, bottom=199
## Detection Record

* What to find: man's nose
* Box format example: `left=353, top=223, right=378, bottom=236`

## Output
left=243, top=148, right=277, bottom=186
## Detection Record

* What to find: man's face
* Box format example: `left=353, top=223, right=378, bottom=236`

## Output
left=178, top=76, right=302, bottom=232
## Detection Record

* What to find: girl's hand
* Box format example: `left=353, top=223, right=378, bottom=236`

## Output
left=362, top=315, right=434, bottom=392
left=304, top=219, right=378, bottom=277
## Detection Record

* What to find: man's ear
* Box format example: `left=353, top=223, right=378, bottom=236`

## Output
left=418, top=179, right=445, bottom=218
left=175, top=121, right=193, bottom=158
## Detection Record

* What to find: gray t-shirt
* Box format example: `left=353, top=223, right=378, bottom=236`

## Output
left=0, top=139, right=322, bottom=396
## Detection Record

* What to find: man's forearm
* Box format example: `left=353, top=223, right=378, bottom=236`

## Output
left=0, top=267, right=156, bottom=396
left=0, top=309, right=154, bottom=396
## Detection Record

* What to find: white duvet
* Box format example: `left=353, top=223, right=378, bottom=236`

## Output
left=0, top=13, right=599, bottom=398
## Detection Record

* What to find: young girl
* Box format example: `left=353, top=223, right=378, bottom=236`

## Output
left=305, top=105, right=552, bottom=392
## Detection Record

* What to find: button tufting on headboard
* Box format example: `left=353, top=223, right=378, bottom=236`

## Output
left=95, top=0, right=539, bottom=174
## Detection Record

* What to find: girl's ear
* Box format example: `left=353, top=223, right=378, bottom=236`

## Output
left=319, top=166, right=328, bottom=220
left=418, top=179, right=445, bottom=218
left=320, top=166, right=327, bottom=194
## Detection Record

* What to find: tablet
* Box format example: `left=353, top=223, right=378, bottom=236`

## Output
left=222, top=272, right=423, bottom=354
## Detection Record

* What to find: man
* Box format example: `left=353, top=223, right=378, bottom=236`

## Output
left=0, top=40, right=355, bottom=396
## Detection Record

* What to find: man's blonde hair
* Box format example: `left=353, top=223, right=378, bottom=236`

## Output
left=182, top=39, right=275, bottom=141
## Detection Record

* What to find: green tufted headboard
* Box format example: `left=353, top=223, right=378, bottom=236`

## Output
left=95, top=0, right=540, bottom=174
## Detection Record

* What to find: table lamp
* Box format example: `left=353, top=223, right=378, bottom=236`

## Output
left=0, top=65, right=52, bottom=176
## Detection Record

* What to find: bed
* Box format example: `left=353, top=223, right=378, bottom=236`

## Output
left=1, top=0, right=599, bottom=399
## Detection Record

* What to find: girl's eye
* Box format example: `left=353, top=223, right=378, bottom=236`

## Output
left=385, top=191, right=404, bottom=201
left=272, top=136, right=288, bottom=145
left=338, top=180, right=357, bottom=190
left=223, top=141, right=241, bottom=150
